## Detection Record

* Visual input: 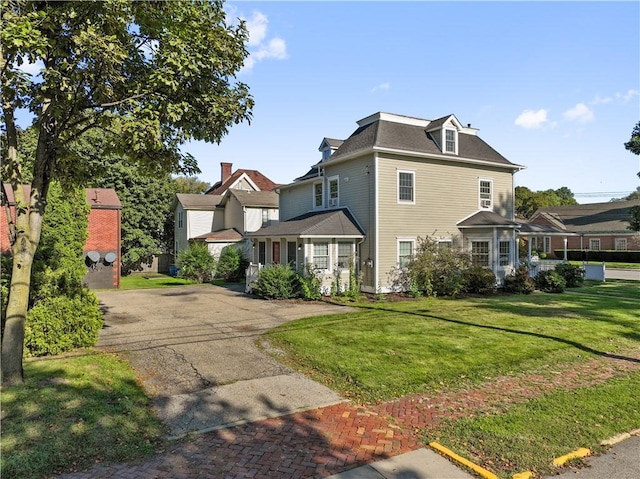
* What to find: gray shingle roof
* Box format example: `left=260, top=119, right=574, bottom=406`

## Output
left=248, top=208, right=365, bottom=238
left=532, top=200, right=640, bottom=234
left=457, top=210, right=519, bottom=228
left=516, top=218, right=576, bottom=236
left=192, top=228, right=243, bottom=242
left=327, top=118, right=518, bottom=168
left=176, top=193, right=222, bottom=210
left=226, top=190, right=279, bottom=208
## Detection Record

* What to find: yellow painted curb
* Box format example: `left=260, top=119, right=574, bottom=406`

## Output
left=429, top=442, right=500, bottom=479
left=552, top=447, right=591, bottom=466
left=512, top=472, right=533, bottom=479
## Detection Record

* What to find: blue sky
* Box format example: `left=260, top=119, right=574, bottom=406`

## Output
left=181, top=0, right=639, bottom=204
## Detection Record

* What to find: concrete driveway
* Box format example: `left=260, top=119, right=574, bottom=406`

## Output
left=96, top=283, right=352, bottom=438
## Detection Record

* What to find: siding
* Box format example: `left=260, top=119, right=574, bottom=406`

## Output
left=376, top=153, right=514, bottom=287
left=224, top=195, right=244, bottom=232
left=279, top=181, right=315, bottom=220
left=188, top=210, right=214, bottom=238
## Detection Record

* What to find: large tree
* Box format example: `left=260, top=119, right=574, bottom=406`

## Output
left=624, top=122, right=640, bottom=231
left=1, top=0, right=253, bottom=385
left=515, top=186, right=578, bottom=219
left=624, top=121, right=640, bottom=156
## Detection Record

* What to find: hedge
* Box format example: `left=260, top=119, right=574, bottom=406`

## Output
left=555, top=250, right=640, bottom=263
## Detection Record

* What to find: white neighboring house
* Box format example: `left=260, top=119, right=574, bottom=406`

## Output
left=173, top=162, right=279, bottom=261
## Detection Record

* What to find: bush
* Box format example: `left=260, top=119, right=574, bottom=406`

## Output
left=177, top=242, right=216, bottom=283
left=503, top=265, right=535, bottom=294
left=24, top=294, right=102, bottom=357
left=535, top=270, right=566, bottom=293
left=296, top=265, right=322, bottom=300
left=556, top=249, right=640, bottom=263
left=216, top=246, right=249, bottom=282
left=253, top=264, right=299, bottom=300
left=394, top=237, right=471, bottom=297
left=555, top=263, right=585, bottom=288
left=463, top=266, right=497, bottom=295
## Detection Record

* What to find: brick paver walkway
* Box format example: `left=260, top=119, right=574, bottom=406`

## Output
left=56, top=350, right=640, bottom=479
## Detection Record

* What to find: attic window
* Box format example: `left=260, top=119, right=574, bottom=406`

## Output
left=445, top=129, right=456, bottom=153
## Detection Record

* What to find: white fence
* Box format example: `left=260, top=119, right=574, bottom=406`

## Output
left=245, top=263, right=262, bottom=293
left=527, top=259, right=605, bottom=281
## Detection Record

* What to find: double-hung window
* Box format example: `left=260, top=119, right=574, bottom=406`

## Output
left=313, top=242, right=329, bottom=269
left=398, top=170, right=415, bottom=203
left=337, top=242, right=352, bottom=269
left=313, top=182, right=323, bottom=208
left=398, top=240, right=414, bottom=268
left=471, top=241, right=490, bottom=267
left=479, top=179, right=492, bottom=209
left=445, top=129, right=456, bottom=153
left=499, top=241, right=511, bottom=266
left=589, top=238, right=601, bottom=251
left=328, top=176, right=339, bottom=207
left=177, top=211, right=184, bottom=229
left=615, top=238, right=627, bottom=251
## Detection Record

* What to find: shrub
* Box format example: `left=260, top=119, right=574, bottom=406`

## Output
left=177, top=242, right=216, bottom=283
left=463, top=266, right=497, bottom=295
left=503, top=265, right=535, bottom=294
left=555, top=263, right=585, bottom=288
left=24, top=294, right=102, bottom=357
left=535, top=270, right=566, bottom=293
left=216, top=246, right=249, bottom=282
left=253, top=264, right=299, bottom=300
left=297, top=265, right=322, bottom=300
left=395, top=237, right=471, bottom=297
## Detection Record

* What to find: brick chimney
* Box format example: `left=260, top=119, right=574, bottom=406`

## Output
left=221, top=162, right=232, bottom=183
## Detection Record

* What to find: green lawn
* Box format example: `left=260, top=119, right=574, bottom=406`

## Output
left=426, top=371, right=640, bottom=478
left=118, top=272, right=197, bottom=290
left=265, top=290, right=639, bottom=403
left=0, top=351, right=166, bottom=479
left=571, top=279, right=639, bottom=299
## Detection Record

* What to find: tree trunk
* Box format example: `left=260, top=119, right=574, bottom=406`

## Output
left=1, top=110, right=52, bottom=386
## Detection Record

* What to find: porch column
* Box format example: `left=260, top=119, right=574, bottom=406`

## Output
left=528, top=236, right=533, bottom=263
left=563, top=237, right=568, bottom=262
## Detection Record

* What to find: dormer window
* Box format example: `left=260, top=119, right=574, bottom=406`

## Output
left=322, top=149, right=331, bottom=161
left=445, top=129, right=457, bottom=153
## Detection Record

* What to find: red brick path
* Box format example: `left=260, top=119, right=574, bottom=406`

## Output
left=55, top=351, right=640, bottom=479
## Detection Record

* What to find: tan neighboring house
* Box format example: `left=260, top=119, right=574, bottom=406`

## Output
left=529, top=199, right=640, bottom=258
left=249, top=112, right=525, bottom=293
left=173, top=163, right=279, bottom=260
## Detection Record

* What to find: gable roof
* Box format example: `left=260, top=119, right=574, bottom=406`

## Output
left=531, top=200, right=640, bottom=234
left=457, top=210, right=519, bottom=228
left=324, top=113, right=522, bottom=170
left=248, top=208, right=365, bottom=238
left=515, top=218, right=577, bottom=236
left=176, top=193, right=222, bottom=210
left=206, top=169, right=279, bottom=195
left=85, top=188, right=122, bottom=209
left=192, top=228, right=244, bottom=242
left=222, top=189, right=279, bottom=208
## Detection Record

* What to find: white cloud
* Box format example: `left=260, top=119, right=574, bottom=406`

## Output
left=563, top=103, right=594, bottom=123
left=245, top=11, right=268, bottom=46
left=237, top=10, right=287, bottom=74
left=591, top=95, right=612, bottom=105
left=370, top=82, right=391, bottom=93
left=514, top=109, right=549, bottom=129
left=617, top=89, right=638, bottom=103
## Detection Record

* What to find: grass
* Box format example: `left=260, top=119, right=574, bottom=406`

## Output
left=425, top=371, right=640, bottom=478
left=568, top=260, right=640, bottom=270
left=265, top=288, right=640, bottom=403
left=570, top=279, right=639, bottom=299
left=1, top=350, right=166, bottom=479
left=118, top=272, right=196, bottom=290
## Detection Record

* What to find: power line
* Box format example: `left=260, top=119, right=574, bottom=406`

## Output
left=573, top=191, right=635, bottom=197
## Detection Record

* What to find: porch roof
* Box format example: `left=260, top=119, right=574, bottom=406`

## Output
left=248, top=208, right=365, bottom=238
left=457, top=210, right=519, bottom=229
left=192, top=228, right=244, bottom=242
left=515, top=219, right=578, bottom=236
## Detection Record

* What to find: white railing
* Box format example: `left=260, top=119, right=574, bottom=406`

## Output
left=528, top=259, right=564, bottom=278
left=245, top=262, right=262, bottom=293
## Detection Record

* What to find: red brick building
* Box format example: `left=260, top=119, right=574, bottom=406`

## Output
left=1, top=185, right=122, bottom=289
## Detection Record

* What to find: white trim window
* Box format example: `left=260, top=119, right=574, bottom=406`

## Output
left=313, top=182, right=324, bottom=208
left=479, top=179, right=492, bottom=209
left=615, top=238, right=627, bottom=251
left=445, top=128, right=457, bottom=154
left=337, top=242, right=352, bottom=269
left=589, top=238, right=601, bottom=251
left=543, top=236, right=551, bottom=254
left=471, top=240, right=490, bottom=267
left=438, top=239, right=453, bottom=251
left=313, top=242, right=329, bottom=270
left=397, top=170, right=415, bottom=204
left=328, top=176, right=339, bottom=207
left=397, top=239, right=415, bottom=268
left=499, top=240, right=511, bottom=266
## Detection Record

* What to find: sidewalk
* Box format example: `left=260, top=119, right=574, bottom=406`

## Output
left=56, top=352, right=640, bottom=479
